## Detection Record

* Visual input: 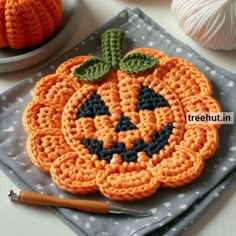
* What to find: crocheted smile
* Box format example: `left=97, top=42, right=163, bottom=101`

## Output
left=23, top=29, right=222, bottom=201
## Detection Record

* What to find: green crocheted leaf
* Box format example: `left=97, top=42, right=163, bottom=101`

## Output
left=73, top=57, right=111, bottom=82
left=101, top=29, right=125, bottom=69
left=119, top=53, right=159, bottom=74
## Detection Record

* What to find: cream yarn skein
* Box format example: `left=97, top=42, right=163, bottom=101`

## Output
left=171, top=0, right=236, bottom=50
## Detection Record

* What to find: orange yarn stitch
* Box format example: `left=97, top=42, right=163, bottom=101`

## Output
left=22, top=47, right=222, bottom=201
left=0, top=0, right=62, bottom=49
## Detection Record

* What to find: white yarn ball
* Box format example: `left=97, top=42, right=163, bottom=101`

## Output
left=171, top=0, right=236, bottom=50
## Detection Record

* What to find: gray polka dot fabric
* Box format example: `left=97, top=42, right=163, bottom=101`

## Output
left=1, top=8, right=236, bottom=236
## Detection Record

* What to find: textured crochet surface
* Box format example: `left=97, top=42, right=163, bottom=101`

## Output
left=0, top=0, right=62, bottom=49
left=22, top=29, right=222, bottom=201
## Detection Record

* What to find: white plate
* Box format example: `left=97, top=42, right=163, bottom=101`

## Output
left=0, top=0, right=80, bottom=73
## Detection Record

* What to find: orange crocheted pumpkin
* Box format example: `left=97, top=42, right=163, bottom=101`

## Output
left=23, top=29, right=222, bottom=201
left=0, top=0, right=62, bottom=49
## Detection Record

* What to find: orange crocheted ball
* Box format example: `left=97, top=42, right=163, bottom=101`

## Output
left=0, top=0, right=63, bottom=49
left=22, top=29, right=222, bottom=201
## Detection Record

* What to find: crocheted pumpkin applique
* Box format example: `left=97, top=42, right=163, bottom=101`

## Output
left=23, top=29, right=221, bottom=201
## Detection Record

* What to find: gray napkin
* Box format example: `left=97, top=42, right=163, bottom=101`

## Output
left=1, top=8, right=236, bottom=236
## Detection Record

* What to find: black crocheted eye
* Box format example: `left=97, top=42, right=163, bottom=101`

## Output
left=137, top=86, right=170, bottom=111
left=76, top=93, right=110, bottom=119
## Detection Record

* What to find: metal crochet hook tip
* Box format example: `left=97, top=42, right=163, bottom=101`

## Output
left=8, top=190, right=18, bottom=200
left=109, top=205, right=153, bottom=217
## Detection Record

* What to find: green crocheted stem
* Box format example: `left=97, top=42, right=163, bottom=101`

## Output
left=73, top=29, right=159, bottom=82
left=73, top=57, right=111, bottom=82
left=101, top=29, right=125, bottom=69
left=119, top=53, right=159, bottom=74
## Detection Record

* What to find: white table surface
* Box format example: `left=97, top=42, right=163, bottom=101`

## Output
left=0, top=1, right=236, bottom=236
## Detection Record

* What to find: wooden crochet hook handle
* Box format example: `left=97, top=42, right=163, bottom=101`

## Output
left=9, top=190, right=153, bottom=217
left=9, top=190, right=109, bottom=214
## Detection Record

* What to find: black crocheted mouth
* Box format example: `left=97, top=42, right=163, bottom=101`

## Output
left=82, top=123, right=173, bottom=163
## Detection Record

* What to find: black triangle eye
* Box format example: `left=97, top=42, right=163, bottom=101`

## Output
left=136, top=86, right=170, bottom=111
left=76, top=93, right=110, bottom=119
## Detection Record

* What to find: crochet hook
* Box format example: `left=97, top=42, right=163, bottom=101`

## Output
left=8, top=190, right=152, bottom=217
